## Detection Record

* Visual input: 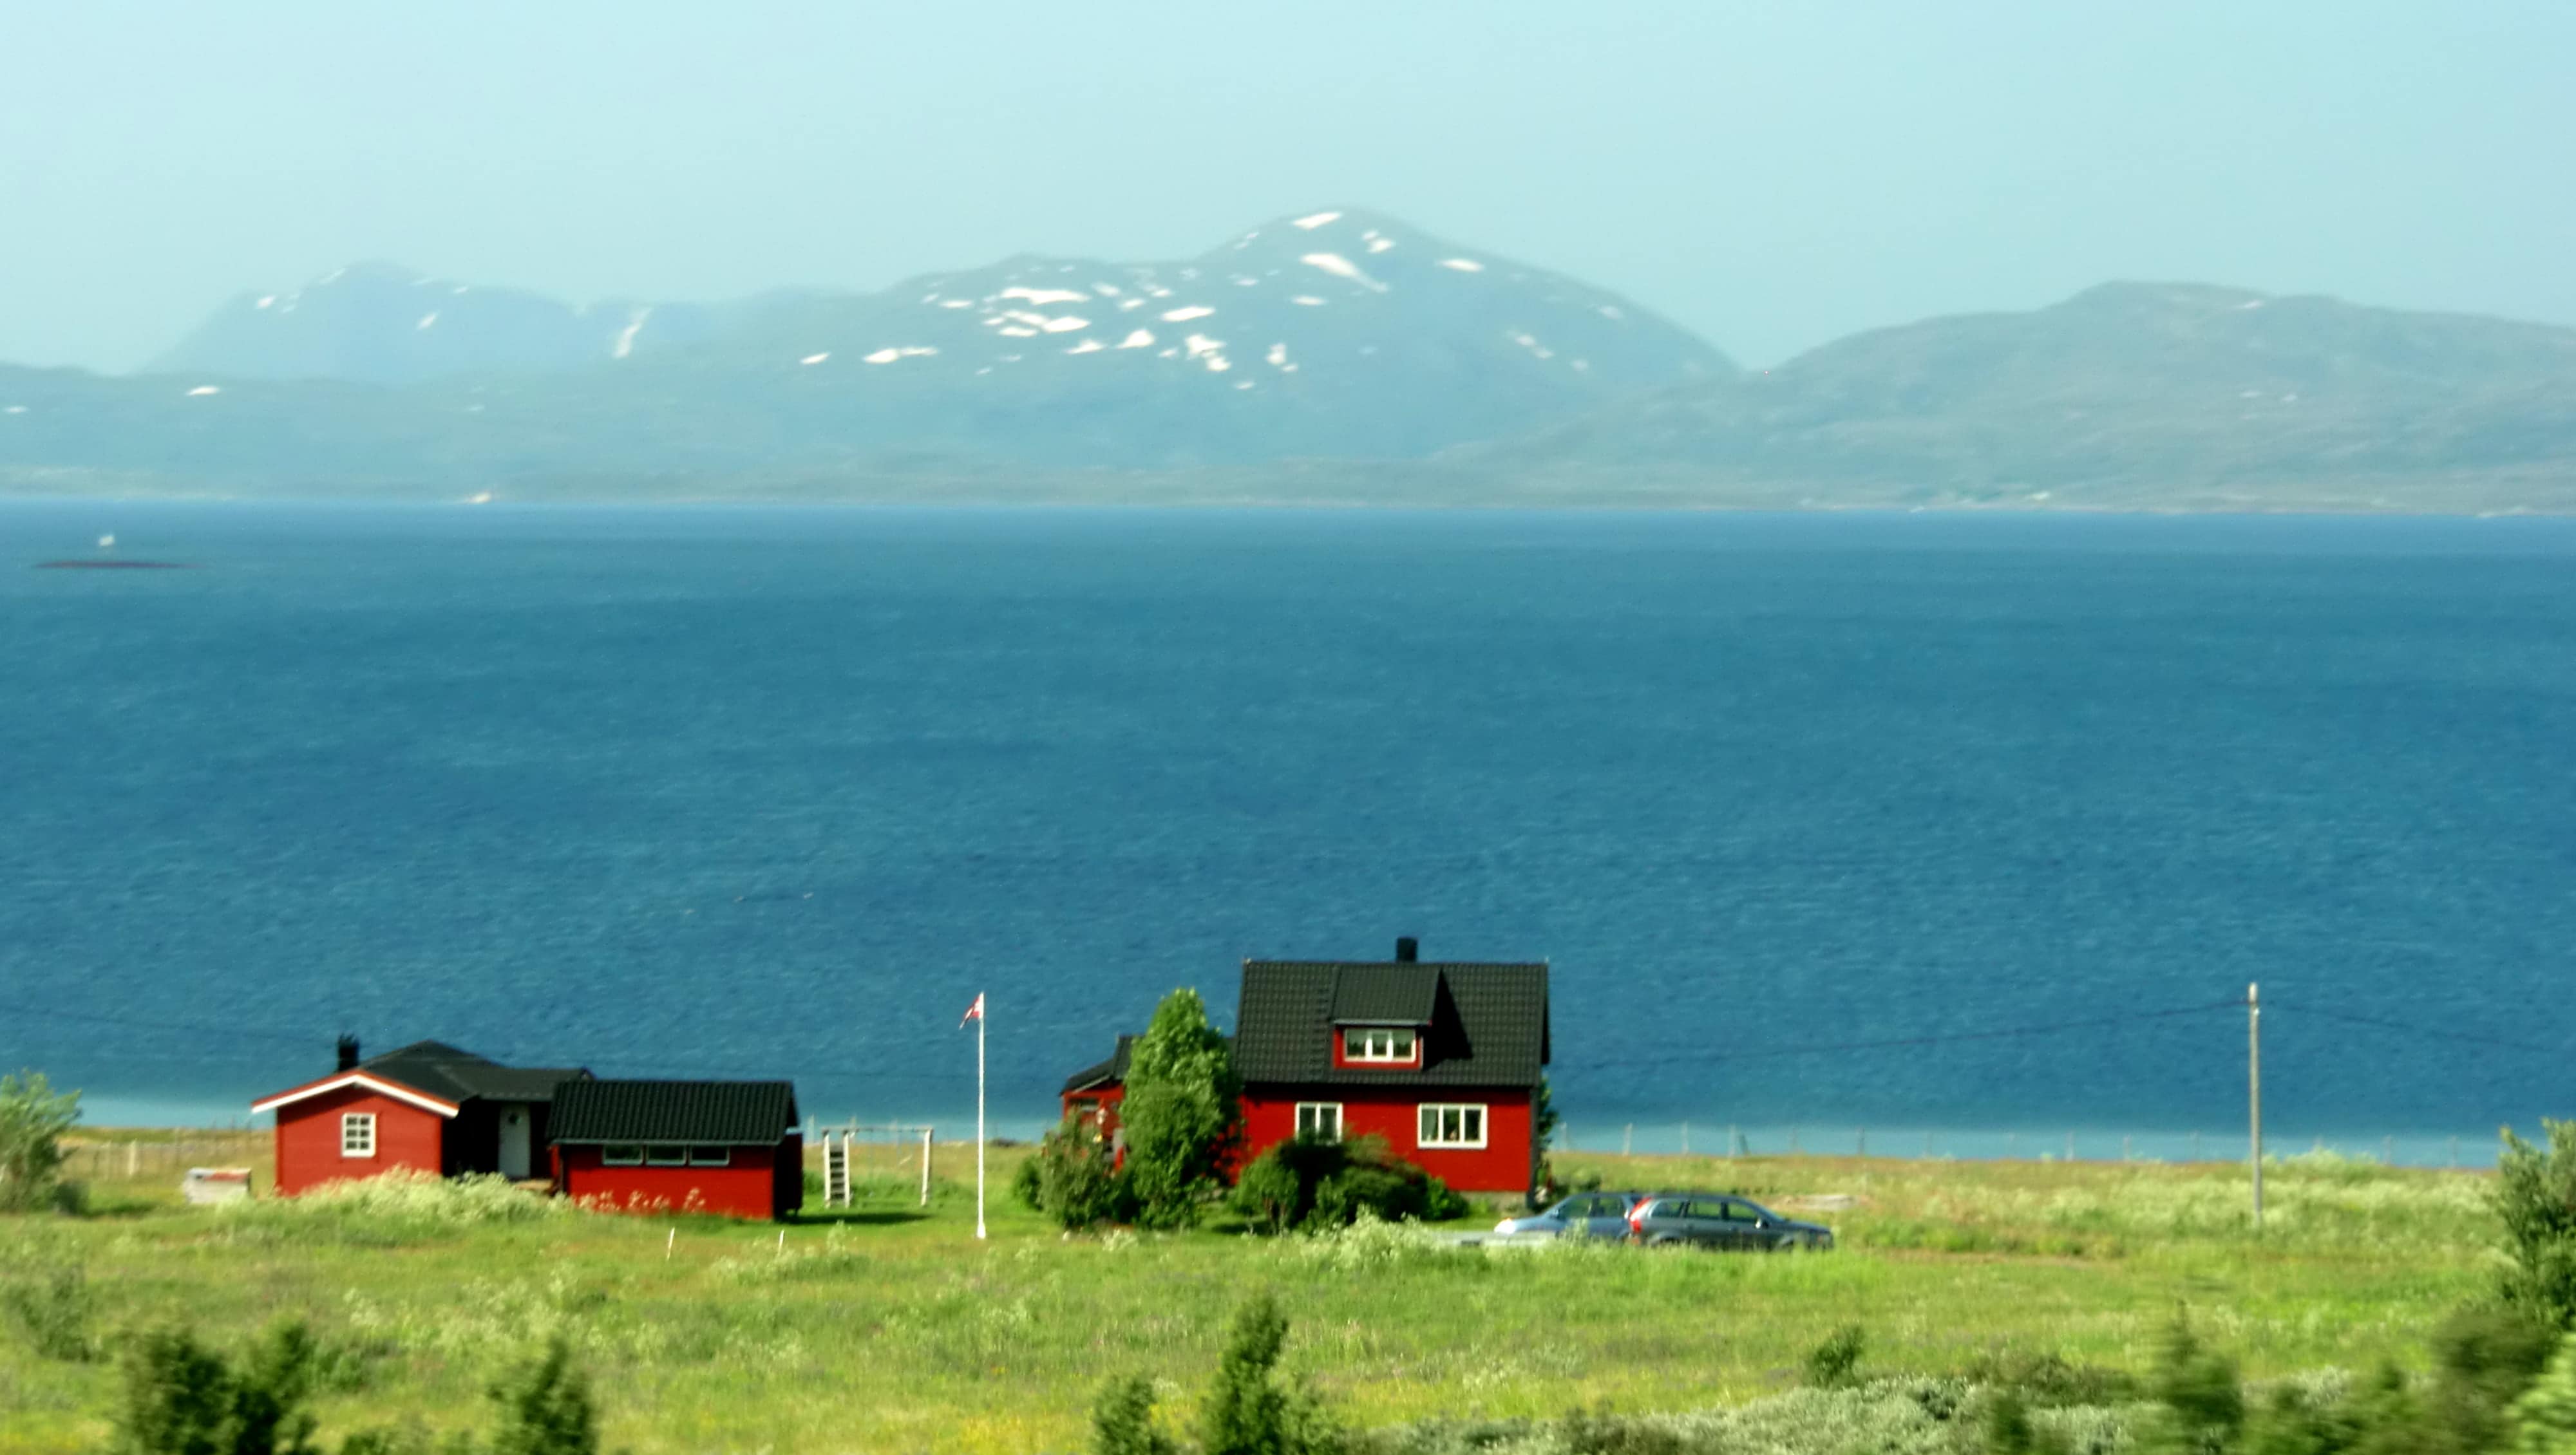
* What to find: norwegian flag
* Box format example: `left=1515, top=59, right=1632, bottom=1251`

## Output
left=960, top=993, right=985, bottom=1028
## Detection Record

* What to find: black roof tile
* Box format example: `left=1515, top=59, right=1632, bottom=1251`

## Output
left=360, top=1041, right=590, bottom=1105
left=551, top=1080, right=800, bottom=1145
left=1235, top=961, right=1548, bottom=1089
left=1062, top=1034, right=1135, bottom=1094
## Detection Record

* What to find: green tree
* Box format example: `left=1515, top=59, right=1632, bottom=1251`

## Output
left=1119, top=989, right=1242, bottom=1231
left=1201, top=1293, right=1337, bottom=1455
left=2499, top=1123, right=2576, bottom=1328
left=0, top=1069, right=80, bottom=1214
left=488, top=1337, right=600, bottom=1455
left=1528, top=1076, right=1560, bottom=1205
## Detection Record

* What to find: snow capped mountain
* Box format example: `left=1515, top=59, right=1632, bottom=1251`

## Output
left=133, top=211, right=1730, bottom=464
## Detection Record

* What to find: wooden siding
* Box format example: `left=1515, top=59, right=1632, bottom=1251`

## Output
left=272, top=1084, right=446, bottom=1195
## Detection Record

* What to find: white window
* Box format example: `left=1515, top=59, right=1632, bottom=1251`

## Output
left=1341, top=1028, right=1417, bottom=1062
left=602, top=1145, right=643, bottom=1166
left=1417, top=1104, right=1488, bottom=1149
left=687, top=1147, right=731, bottom=1167
left=340, top=1112, right=377, bottom=1158
left=1294, top=1103, right=1343, bottom=1141
left=646, top=1145, right=687, bottom=1166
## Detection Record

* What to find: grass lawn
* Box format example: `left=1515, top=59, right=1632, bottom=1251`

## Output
left=0, top=1134, right=2498, bottom=1454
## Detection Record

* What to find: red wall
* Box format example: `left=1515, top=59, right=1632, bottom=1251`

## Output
left=1061, top=1084, right=1126, bottom=1134
left=556, top=1143, right=795, bottom=1221
left=272, top=1086, right=447, bottom=1196
left=1240, top=1087, right=1533, bottom=1194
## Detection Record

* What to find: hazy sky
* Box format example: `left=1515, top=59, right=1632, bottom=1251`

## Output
left=5, top=1, right=2571, bottom=372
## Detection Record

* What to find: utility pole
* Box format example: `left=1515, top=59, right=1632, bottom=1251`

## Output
left=2248, top=982, right=2264, bottom=1233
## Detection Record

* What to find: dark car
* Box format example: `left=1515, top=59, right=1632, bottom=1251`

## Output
left=1625, top=1193, right=1833, bottom=1251
left=1493, top=1190, right=1653, bottom=1239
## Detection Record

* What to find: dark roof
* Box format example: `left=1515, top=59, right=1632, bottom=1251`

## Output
left=1332, top=971, right=1437, bottom=1025
left=360, top=1041, right=590, bottom=1105
left=1235, top=961, right=1549, bottom=1089
left=550, top=1079, right=800, bottom=1145
left=1062, top=1035, right=1135, bottom=1094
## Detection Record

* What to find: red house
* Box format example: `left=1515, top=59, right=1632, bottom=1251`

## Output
left=1060, top=1035, right=1134, bottom=1136
left=549, top=1078, right=804, bottom=1221
left=251, top=1039, right=589, bottom=1196
left=1070, top=939, right=1550, bottom=1196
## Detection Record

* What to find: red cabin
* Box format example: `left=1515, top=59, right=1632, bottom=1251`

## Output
left=251, top=1039, right=588, bottom=1196
left=549, top=1078, right=804, bottom=1221
left=1068, top=939, right=1551, bottom=1196
left=1059, top=1034, right=1134, bottom=1137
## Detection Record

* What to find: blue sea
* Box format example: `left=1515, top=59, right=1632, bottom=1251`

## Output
left=3, top=502, right=2570, bottom=1165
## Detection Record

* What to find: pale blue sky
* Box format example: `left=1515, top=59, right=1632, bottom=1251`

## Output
left=3, top=0, right=2570, bottom=371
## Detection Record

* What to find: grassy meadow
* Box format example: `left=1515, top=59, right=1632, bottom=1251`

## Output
left=0, top=1132, right=2501, bottom=1454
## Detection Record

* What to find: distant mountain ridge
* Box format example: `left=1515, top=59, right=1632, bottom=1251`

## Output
left=6, top=218, right=2576, bottom=512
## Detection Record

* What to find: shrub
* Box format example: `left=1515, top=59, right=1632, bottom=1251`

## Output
left=2512, top=1333, right=2576, bottom=1453
left=0, top=1069, right=80, bottom=1214
left=1021, top=1114, right=1133, bottom=1232
left=488, top=1336, right=601, bottom=1455
left=217, top=1169, right=573, bottom=1245
left=110, top=1322, right=321, bottom=1455
left=1804, top=1325, right=1866, bottom=1390
left=1120, top=989, right=1243, bottom=1231
left=1232, top=1135, right=1466, bottom=1234
left=3, top=1258, right=98, bottom=1362
left=1094, top=1375, right=1180, bottom=1455
left=2501, top=1123, right=2576, bottom=1329
left=2142, top=1320, right=2242, bottom=1454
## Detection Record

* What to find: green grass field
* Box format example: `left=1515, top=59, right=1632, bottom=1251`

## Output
left=0, top=1132, right=2501, bottom=1454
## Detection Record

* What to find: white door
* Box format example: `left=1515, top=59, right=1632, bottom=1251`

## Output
left=498, top=1103, right=532, bottom=1179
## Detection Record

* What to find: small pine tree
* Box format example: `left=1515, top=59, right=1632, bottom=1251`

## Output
left=1202, top=1293, right=1338, bottom=1455
left=1804, top=1325, right=1866, bottom=1389
left=109, top=1322, right=317, bottom=1455
left=487, top=1337, right=600, bottom=1455
left=2145, top=1319, right=2244, bottom=1455
left=1119, top=990, right=1243, bottom=1232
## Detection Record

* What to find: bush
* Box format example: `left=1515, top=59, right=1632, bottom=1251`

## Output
left=1232, top=1135, right=1466, bottom=1234
left=488, top=1337, right=601, bottom=1455
left=1019, top=1114, right=1133, bottom=1232
left=1804, top=1326, right=1866, bottom=1390
left=1120, top=989, right=1243, bottom=1231
left=0, top=1069, right=80, bottom=1214
left=1094, top=1375, right=1180, bottom=1455
left=111, top=1322, right=322, bottom=1455
left=2143, top=1320, right=2241, bottom=1454
left=2501, top=1123, right=2576, bottom=1329
left=3, top=1258, right=98, bottom=1362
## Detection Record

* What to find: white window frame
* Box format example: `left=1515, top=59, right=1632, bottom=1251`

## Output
left=1293, top=1102, right=1343, bottom=1142
left=340, top=1112, right=377, bottom=1159
left=1416, top=1103, right=1488, bottom=1149
left=1340, top=1027, right=1418, bottom=1063
left=687, top=1146, right=732, bottom=1167
left=602, top=1145, right=643, bottom=1166
left=645, top=1145, right=688, bottom=1166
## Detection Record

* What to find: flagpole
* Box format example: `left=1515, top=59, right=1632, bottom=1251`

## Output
left=975, top=996, right=988, bottom=1240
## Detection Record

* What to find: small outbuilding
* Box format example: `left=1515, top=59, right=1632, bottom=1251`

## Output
left=1060, top=1033, right=1135, bottom=1136
left=549, top=1078, right=803, bottom=1221
left=251, top=1039, right=589, bottom=1196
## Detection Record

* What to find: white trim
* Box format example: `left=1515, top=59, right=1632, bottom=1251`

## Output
left=251, top=1072, right=460, bottom=1118
left=1340, top=1027, right=1419, bottom=1064
left=1294, top=1102, right=1343, bottom=1141
left=340, top=1112, right=377, bottom=1158
left=1416, top=1103, right=1488, bottom=1149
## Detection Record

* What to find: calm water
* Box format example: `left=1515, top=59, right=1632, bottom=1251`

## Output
left=3, top=502, right=2570, bottom=1162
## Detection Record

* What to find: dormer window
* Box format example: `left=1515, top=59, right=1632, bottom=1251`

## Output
left=1341, top=1027, right=1417, bottom=1063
